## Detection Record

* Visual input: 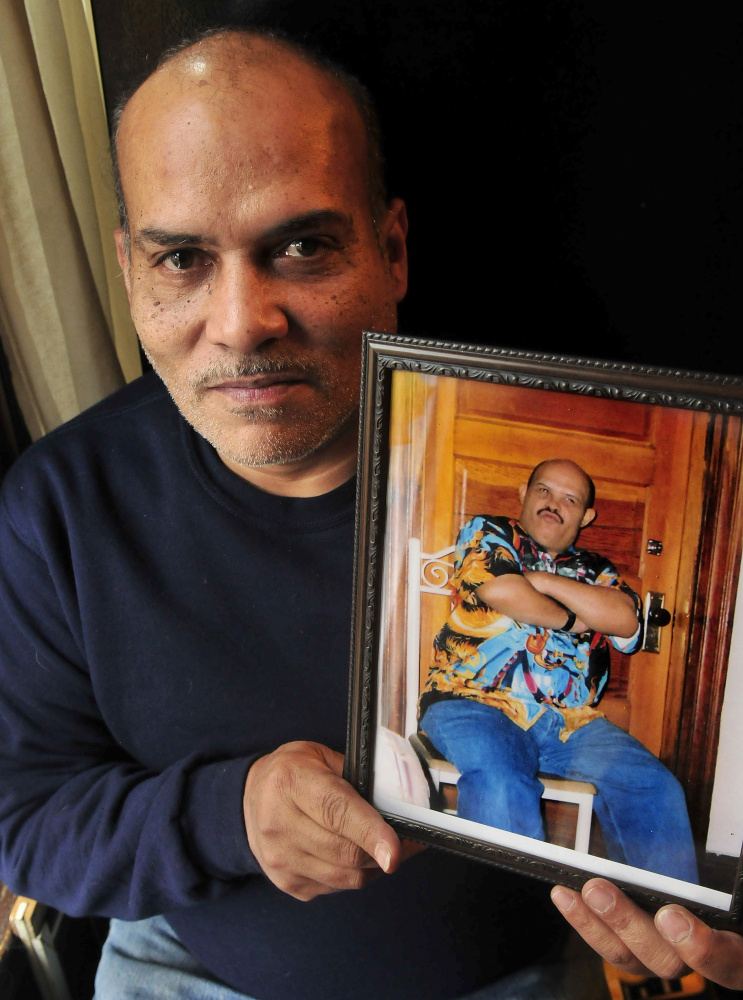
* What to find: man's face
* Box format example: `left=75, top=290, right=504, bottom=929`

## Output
left=518, top=461, right=596, bottom=556
left=114, top=41, right=407, bottom=486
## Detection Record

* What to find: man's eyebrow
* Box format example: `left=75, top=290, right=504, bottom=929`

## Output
left=535, top=481, right=583, bottom=502
left=135, top=229, right=204, bottom=250
left=261, top=210, right=352, bottom=241
left=133, top=211, right=352, bottom=253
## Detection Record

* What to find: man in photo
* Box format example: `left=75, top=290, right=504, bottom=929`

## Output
left=420, top=458, right=698, bottom=883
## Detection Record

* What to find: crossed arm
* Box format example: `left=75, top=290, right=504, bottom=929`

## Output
left=476, top=570, right=639, bottom=638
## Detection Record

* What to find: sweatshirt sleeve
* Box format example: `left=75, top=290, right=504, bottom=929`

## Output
left=0, top=490, right=263, bottom=919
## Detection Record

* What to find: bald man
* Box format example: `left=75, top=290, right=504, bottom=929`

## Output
left=0, top=27, right=584, bottom=1000
left=420, top=459, right=698, bottom=882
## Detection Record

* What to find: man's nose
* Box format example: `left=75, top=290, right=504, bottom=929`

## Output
left=204, top=261, right=289, bottom=351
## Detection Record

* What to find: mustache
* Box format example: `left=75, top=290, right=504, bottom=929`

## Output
left=190, top=356, right=326, bottom=391
left=537, top=505, right=564, bottom=524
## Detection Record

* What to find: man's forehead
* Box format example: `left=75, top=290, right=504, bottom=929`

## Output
left=116, top=40, right=367, bottom=212
left=531, top=462, right=590, bottom=497
left=120, top=36, right=357, bottom=144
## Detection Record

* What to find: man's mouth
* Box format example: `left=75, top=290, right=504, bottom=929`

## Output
left=192, top=359, right=323, bottom=405
left=208, top=373, right=306, bottom=399
left=537, top=507, right=564, bottom=524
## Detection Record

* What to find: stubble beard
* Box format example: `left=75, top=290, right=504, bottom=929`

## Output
left=144, top=349, right=360, bottom=468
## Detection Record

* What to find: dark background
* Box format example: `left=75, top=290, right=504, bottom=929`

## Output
left=89, top=1, right=743, bottom=375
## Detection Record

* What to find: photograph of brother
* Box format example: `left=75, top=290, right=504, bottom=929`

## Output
left=419, top=458, right=699, bottom=883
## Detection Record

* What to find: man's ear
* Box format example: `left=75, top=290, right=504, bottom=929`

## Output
left=381, top=198, right=408, bottom=303
left=518, top=483, right=528, bottom=505
left=114, top=228, right=132, bottom=303
left=580, top=507, right=597, bottom=529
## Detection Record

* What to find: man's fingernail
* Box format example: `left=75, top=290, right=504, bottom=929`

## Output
left=375, top=843, right=392, bottom=872
left=551, top=887, right=575, bottom=913
left=657, top=908, right=692, bottom=943
left=585, top=884, right=615, bottom=914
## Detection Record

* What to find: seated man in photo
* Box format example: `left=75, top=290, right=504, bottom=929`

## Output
left=420, top=458, right=698, bottom=883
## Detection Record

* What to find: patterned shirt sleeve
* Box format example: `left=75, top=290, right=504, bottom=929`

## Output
left=452, top=516, right=523, bottom=604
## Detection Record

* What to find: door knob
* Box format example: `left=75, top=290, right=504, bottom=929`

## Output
left=647, top=606, right=671, bottom=627
left=643, top=591, right=671, bottom=654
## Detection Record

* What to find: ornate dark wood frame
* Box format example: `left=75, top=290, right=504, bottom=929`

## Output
left=345, top=331, right=743, bottom=929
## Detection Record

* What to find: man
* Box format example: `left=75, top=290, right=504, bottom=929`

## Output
left=420, top=458, right=698, bottom=883
left=0, top=27, right=579, bottom=1000
left=0, top=27, right=740, bottom=1000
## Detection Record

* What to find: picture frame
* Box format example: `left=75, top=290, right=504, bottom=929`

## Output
left=346, top=331, right=743, bottom=927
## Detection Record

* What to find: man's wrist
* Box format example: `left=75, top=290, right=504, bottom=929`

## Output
left=553, top=600, right=576, bottom=631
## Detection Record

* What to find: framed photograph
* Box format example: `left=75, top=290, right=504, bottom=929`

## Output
left=346, top=332, right=743, bottom=927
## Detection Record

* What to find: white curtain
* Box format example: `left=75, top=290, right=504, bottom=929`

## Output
left=0, top=0, right=140, bottom=440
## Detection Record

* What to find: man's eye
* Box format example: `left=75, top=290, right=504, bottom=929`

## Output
left=282, top=239, right=321, bottom=258
left=160, top=249, right=198, bottom=271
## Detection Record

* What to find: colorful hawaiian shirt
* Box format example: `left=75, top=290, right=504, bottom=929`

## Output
left=420, top=516, right=643, bottom=740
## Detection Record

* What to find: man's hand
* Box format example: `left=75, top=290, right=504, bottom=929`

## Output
left=551, top=878, right=743, bottom=990
left=243, top=741, right=407, bottom=901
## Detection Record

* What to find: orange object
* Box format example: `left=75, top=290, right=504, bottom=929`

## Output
left=603, top=960, right=709, bottom=999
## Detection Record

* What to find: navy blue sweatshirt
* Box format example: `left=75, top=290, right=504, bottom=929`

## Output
left=0, top=373, right=564, bottom=999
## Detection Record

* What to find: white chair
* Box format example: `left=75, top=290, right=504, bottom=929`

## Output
left=406, top=537, right=596, bottom=853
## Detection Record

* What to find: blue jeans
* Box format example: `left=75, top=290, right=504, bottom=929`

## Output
left=94, top=914, right=254, bottom=999
left=421, top=699, right=698, bottom=883
left=94, top=913, right=599, bottom=1000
